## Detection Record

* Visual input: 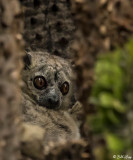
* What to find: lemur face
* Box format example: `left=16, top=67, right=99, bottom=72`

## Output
left=22, top=51, right=76, bottom=110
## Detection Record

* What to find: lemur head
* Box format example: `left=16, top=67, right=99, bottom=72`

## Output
left=22, top=51, right=76, bottom=110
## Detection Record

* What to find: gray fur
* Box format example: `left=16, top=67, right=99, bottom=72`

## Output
left=22, top=51, right=76, bottom=110
left=21, top=51, right=80, bottom=150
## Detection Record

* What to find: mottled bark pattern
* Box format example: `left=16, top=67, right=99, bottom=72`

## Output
left=21, top=0, right=75, bottom=58
left=71, top=0, right=133, bottom=109
left=0, top=0, right=24, bottom=160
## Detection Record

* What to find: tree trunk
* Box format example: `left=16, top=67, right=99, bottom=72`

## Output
left=0, top=0, right=24, bottom=160
left=21, top=0, right=75, bottom=59
left=71, top=0, right=133, bottom=109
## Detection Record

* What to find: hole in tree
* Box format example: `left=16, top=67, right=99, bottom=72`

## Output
left=58, top=37, right=69, bottom=48
left=51, top=4, right=59, bottom=12
left=56, top=21, right=62, bottom=32
left=53, top=50, right=59, bottom=55
left=31, top=17, right=37, bottom=25
left=36, top=33, right=43, bottom=40
left=115, top=1, right=121, bottom=9
left=34, top=0, right=41, bottom=8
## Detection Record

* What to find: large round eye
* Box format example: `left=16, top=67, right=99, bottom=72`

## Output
left=60, top=82, right=69, bottom=95
left=33, top=76, right=47, bottom=90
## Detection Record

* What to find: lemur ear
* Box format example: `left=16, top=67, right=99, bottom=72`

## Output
left=23, top=52, right=32, bottom=70
left=69, top=60, right=76, bottom=69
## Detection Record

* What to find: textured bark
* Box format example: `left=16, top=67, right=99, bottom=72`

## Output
left=71, top=0, right=133, bottom=110
left=20, top=0, right=75, bottom=59
left=0, top=0, right=24, bottom=160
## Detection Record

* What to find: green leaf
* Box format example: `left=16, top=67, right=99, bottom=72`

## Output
left=107, top=110, right=120, bottom=125
left=105, top=133, right=125, bottom=152
left=99, top=93, right=114, bottom=108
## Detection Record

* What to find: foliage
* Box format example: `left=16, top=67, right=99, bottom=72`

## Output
left=89, top=39, right=133, bottom=160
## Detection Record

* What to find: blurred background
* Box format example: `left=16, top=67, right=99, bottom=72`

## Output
left=89, top=40, right=133, bottom=160
left=71, top=0, right=133, bottom=159
left=0, top=0, right=133, bottom=159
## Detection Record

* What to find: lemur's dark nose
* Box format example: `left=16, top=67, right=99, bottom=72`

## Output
left=45, top=88, right=60, bottom=109
left=48, top=96, right=59, bottom=106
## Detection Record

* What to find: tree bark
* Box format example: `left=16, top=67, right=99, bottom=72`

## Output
left=21, top=0, right=75, bottom=59
left=0, top=0, right=24, bottom=160
left=71, top=0, right=133, bottom=110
